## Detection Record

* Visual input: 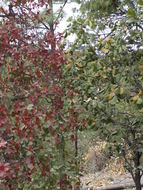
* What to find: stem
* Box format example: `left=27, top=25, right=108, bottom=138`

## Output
left=49, top=0, right=56, bottom=50
left=75, top=126, right=78, bottom=173
left=49, top=0, right=54, bottom=35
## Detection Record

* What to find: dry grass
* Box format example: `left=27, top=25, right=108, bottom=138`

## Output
left=81, top=141, right=128, bottom=190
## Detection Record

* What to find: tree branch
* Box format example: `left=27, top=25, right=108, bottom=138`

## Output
left=0, top=14, right=9, bottom=18
left=55, top=0, right=68, bottom=24
left=136, top=23, right=143, bottom=31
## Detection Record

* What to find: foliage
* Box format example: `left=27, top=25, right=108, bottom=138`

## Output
left=66, top=0, right=143, bottom=189
left=0, top=0, right=82, bottom=189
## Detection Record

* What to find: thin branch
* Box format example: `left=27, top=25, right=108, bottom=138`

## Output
left=55, top=0, right=68, bottom=24
left=0, top=3, right=16, bottom=19
left=133, top=74, right=143, bottom=92
left=23, top=6, right=50, bottom=31
left=136, top=23, right=143, bottom=31
left=0, top=14, right=9, bottom=18
left=123, top=153, right=135, bottom=182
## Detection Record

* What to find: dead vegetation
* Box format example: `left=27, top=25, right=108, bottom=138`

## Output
left=81, top=141, right=129, bottom=190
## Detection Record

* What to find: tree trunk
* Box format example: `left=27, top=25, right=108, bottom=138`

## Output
left=134, top=152, right=142, bottom=190
left=134, top=171, right=141, bottom=190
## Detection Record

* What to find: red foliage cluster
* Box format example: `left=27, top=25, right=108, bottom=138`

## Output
left=0, top=0, right=79, bottom=189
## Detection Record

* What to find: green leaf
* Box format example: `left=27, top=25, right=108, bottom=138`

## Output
left=137, top=98, right=143, bottom=105
left=138, top=0, right=143, bottom=5
left=127, top=8, right=137, bottom=18
left=27, top=104, right=34, bottom=110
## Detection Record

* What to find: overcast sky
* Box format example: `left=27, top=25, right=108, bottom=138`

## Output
left=54, top=2, right=80, bottom=32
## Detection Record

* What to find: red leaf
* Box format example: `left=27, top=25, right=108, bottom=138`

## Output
left=36, top=117, right=40, bottom=126
left=0, top=163, right=10, bottom=178
left=0, top=140, right=7, bottom=148
left=35, top=70, right=42, bottom=78
left=71, top=135, right=75, bottom=142
left=0, top=118, right=7, bottom=127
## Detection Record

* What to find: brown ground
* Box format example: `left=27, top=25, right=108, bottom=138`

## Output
left=80, top=142, right=136, bottom=190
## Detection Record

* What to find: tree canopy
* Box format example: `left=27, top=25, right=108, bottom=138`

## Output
left=66, top=0, right=143, bottom=189
left=0, top=0, right=82, bottom=189
left=0, top=0, right=143, bottom=189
